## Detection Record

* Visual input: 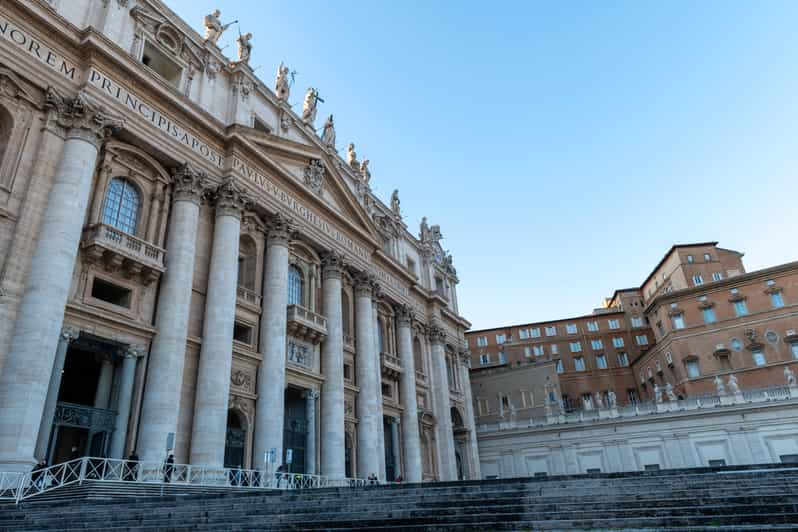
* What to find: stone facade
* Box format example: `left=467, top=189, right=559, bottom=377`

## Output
left=0, top=0, right=477, bottom=480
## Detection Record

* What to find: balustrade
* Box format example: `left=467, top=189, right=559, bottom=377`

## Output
left=286, top=304, right=328, bottom=344
left=81, top=224, right=164, bottom=284
left=236, top=286, right=262, bottom=308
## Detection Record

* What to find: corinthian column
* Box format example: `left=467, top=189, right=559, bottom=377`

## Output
left=109, top=345, right=144, bottom=459
left=354, top=273, right=380, bottom=480
left=395, top=305, right=422, bottom=482
left=253, top=213, right=292, bottom=470
left=372, top=287, right=387, bottom=480
left=428, top=324, right=457, bottom=481
left=0, top=91, right=122, bottom=471
left=137, top=164, right=206, bottom=462
left=458, top=349, right=480, bottom=480
left=320, top=251, right=346, bottom=478
left=190, top=179, right=249, bottom=467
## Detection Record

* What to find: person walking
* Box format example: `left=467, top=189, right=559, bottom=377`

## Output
left=163, top=454, right=174, bottom=483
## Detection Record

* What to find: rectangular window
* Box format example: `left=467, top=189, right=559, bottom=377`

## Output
left=631, top=317, right=643, bottom=328
left=91, top=278, right=132, bottom=308
left=141, top=40, right=183, bottom=88
left=792, top=343, right=798, bottom=360
left=712, top=272, right=723, bottom=281
left=533, top=345, right=545, bottom=357
left=702, top=307, right=716, bottom=324
left=587, top=321, right=599, bottom=332
left=498, top=351, right=507, bottom=364
left=636, top=335, right=649, bottom=346
left=566, top=323, right=578, bottom=334
left=687, top=255, right=694, bottom=263
left=545, top=326, right=557, bottom=336
left=692, top=274, right=704, bottom=286
left=608, top=319, right=620, bottom=330
left=703, top=253, right=711, bottom=261
left=496, top=334, right=506, bottom=344
left=596, top=354, right=608, bottom=369
left=574, top=357, right=586, bottom=371
left=569, top=341, right=582, bottom=353
left=530, top=327, right=541, bottom=338
left=734, top=300, right=748, bottom=317
left=519, top=328, right=529, bottom=339
left=685, top=360, right=700, bottom=378
left=612, top=337, right=625, bottom=348
left=477, top=336, right=488, bottom=347
left=617, top=352, right=629, bottom=366
left=550, top=344, right=559, bottom=354
left=771, top=292, right=785, bottom=308
left=524, top=346, right=532, bottom=358
left=479, top=354, right=490, bottom=365
left=233, top=322, right=253, bottom=345
left=591, top=339, right=603, bottom=350
left=406, top=257, right=416, bottom=275
left=555, top=359, right=564, bottom=373
left=672, top=314, right=685, bottom=330
left=752, top=348, right=766, bottom=367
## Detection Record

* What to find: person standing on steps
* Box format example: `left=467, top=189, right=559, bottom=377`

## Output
left=163, top=454, right=174, bottom=483
left=125, top=450, right=139, bottom=481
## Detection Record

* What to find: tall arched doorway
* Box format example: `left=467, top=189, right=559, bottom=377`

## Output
left=224, top=410, right=245, bottom=469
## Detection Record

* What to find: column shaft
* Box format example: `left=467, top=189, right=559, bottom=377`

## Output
left=34, top=327, right=79, bottom=461
left=93, top=359, right=114, bottom=409
left=372, top=300, right=386, bottom=480
left=396, top=308, right=422, bottom=482
left=253, top=215, right=291, bottom=469
left=459, top=355, right=481, bottom=480
left=137, top=165, right=204, bottom=462
left=320, top=252, right=345, bottom=478
left=190, top=180, right=246, bottom=467
left=429, top=327, right=457, bottom=480
left=355, top=278, right=380, bottom=479
left=0, top=98, right=116, bottom=471
left=390, top=419, right=401, bottom=480
left=304, top=390, right=317, bottom=475
left=109, top=350, right=139, bottom=458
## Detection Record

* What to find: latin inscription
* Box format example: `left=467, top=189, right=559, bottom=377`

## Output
left=0, top=15, right=78, bottom=80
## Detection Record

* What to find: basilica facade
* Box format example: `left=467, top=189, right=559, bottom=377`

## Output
left=0, top=0, right=478, bottom=482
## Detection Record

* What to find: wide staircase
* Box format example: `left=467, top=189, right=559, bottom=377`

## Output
left=2, top=464, right=798, bottom=531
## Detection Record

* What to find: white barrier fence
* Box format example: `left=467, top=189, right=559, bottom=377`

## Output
left=0, top=456, right=370, bottom=504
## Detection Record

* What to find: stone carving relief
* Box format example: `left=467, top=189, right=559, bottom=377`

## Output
left=303, top=159, right=324, bottom=195
left=230, top=369, right=254, bottom=393
left=344, top=399, right=355, bottom=417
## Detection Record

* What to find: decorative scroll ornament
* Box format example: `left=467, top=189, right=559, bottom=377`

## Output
left=171, top=163, right=207, bottom=204
left=303, top=159, right=325, bottom=195
left=213, top=178, right=250, bottom=219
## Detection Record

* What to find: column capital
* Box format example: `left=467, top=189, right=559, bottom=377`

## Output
left=44, top=88, right=123, bottom=147
left=353, top=271, right=376, bottom=298
left=123, top=344, right=146, bottom=359
left=321, top=250, right=346, bottom=280
left=302, top=389, right=320, bottom=400
left=60, top=325, right=80, bottom=343
left=395, top=304, right=414, bottom=327
left=265, top=213, right=293, bottom=247
left=213, top=178, right=250, bottom=219
left=426, top=324, right=447, bottom=345
left=171, top=163, right=207, bottom=205
left=457, top=349, right=471, bottom=368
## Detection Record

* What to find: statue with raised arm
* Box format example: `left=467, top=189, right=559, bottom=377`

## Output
left=714, top=375, right=726, bottom=395
left=390, top=189, right=400, bottom=215
left=321, top=114, right=336, bottom=149
left=236, top=32, right=253, bottom=64
left=727, top=374, right=740, bottom=394
left=359, top=159, right=371, bottom=183
left=607, top=390, right=617, bottom=408
left=786, top=366, right=796, bottom=386
left=302, top=87, right=321, bottom=125
left=203, top=10, right=236, bottom=45
left=275, top=62, right=291, bottom=101
left=665, top=382, right=677, bottom=402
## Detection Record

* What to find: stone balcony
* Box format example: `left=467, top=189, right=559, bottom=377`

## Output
left=286, top=304, right=327, bottom=344
left=81, top=224, right=164, bottom=285
left=381, top=352, right=403, bottom=379
left=236, top=286, right=262, bottom=310
left=415, top=370, right=428, bottom=385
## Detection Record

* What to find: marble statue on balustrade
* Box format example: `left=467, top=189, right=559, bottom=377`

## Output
left=420, top=217, right=431, bottom=241
left=390, top=190, right=400, bottom=215
left=359, top=159, right=371, bottom=184
left=594, top=391, right=604, bottom=409
left=727, top=374, right=740, bottom=395
left=347, top=143, right=358, bottom=170
left=665, top=383, right=677, bottom=402
left=236, top=33, right=253, bottom=64
left=302, top=87, right=321, bottom=126
left=786, top=366, right=796, bottom=387
left=321, top=114, right=336, bottom=149
left=607, top=389, right=617, bottom=408
left=653, top=383, right=662, bottom=404
left=714, top=375, right=726, bottom=395
left=275, top=62, right=291, bottom=102
left=203, top=10, right=236, bottom=45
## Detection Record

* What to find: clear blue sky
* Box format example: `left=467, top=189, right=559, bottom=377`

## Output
left=170, top=0, right=798, bottom=330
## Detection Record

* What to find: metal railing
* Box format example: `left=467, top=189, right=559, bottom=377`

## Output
left=4, top=457, right=370, bottom=504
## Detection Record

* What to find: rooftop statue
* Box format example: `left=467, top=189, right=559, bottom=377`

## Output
left=321, top=114, right=336, bottom=149
left=347, top=142, right=358, bottom=168
left=275, top=62, right=291, bottom=101
left=665, top=382, right=677, bottom=402
left=420, top=217, right=430, bottom=241
left=714, top=375, right=726, bottom=395
left=360, top=159, right=371, bottom=183
left=785, top=366, right=796, bottom=386
left=203, top=10, right=236, bottom=45
left=594, top=391, right=604, bottom=409
left=607, top=389, right=617, bottom=408
left=390, top=189, right=400, bottom=215
left=727, top=374, right=740, bottom=394
left=236, top=32, right=253, bottom=64
left=653, top=383, right=662, bottom=403
left=302, top=87, right=321, bottom=125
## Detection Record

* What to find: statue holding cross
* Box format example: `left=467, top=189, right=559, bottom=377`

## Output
left=302, top=87, right=323, bottom=126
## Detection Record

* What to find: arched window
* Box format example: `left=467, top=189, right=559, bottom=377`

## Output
left=288, top=265, right=303, bottom=306
left=237, top=235, right=257, bottom=290
left=0, top=105, right=12, bottom=169
left=413, top=337, right=424, bottom=373
left=102, top=178, right=140, bottom=235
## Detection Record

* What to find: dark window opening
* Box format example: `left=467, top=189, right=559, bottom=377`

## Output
left=708, top=459, right=726, bottom=467
left=141, top=41, right=182, bottom=87
left=780, top=454, right=798, bottom=464
left=233, top=322, right=253, bottom=345
left=91, top=278, right=132, bottom=308
left=586, top=468, right=601, bottom=474
left=644, top=464, right=660, bottom=471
